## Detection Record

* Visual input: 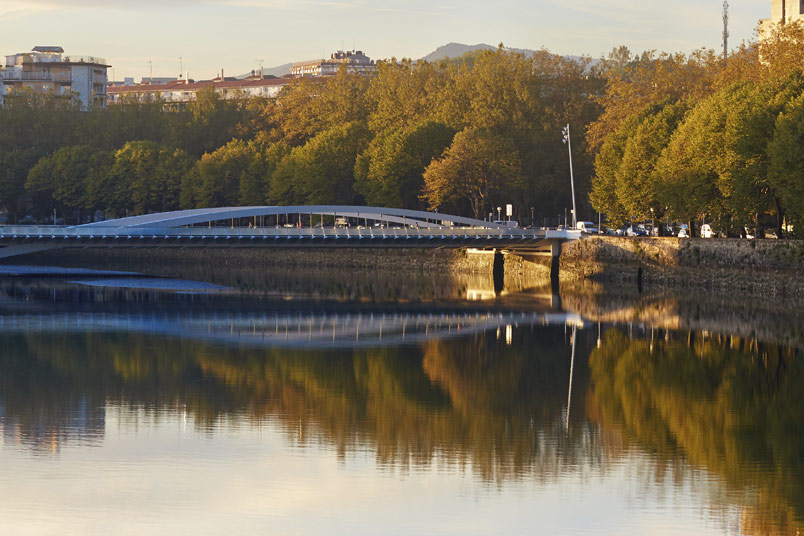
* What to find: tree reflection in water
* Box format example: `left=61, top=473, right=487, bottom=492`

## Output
left=588, top=329, right=804, bottom=536
left=2, top=322, right=804, bottom=535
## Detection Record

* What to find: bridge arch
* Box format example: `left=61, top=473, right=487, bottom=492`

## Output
left=81, top=206, right=508, bottom=229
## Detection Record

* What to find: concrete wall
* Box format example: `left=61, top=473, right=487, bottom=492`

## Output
left=560, top=236, right=804, bottom=298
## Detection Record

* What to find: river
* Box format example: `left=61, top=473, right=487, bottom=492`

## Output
left=0, top=261, right=801, bottom=535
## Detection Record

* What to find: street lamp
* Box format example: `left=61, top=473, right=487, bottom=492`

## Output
left=562, top=124, right=578, bottom=229
left=496, top=206, right=501, bottom=221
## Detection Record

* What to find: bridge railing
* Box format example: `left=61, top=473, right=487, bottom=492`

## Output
left=0, top=225, right=556, bottom=240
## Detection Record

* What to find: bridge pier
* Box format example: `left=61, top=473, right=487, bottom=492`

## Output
left=550, top=240, right=562, bottom=293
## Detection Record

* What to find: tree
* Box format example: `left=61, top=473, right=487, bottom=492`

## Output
left=269, top=122, right=371, bottom=205
left=616, top=100, right=689, bottom=223
left=768, top=91, right=804, bottom=238
left=26, top=145, right=113, bottom=220
left=421, top=128, right=525, bottom=219
left=355, top=121, right=455, bottom=209
left=108, top=141, right=193, bottom=215
left=269, top=70, right=372, bottom=146
left=587, top=49, right=719, bottom=153
left=171, top=86, right=249, bottom=157
left=182, top=139, right=283, bottom=209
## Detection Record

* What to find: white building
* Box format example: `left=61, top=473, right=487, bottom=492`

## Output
left=108, top=73, right=290, bottom=105
left=0, top=46, right=109, bottom=109
left=759, top=0, right=804, bottom=40
left=291, top=50, right=377, bottom=77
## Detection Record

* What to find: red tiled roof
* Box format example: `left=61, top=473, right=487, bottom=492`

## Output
left=108, top=76, right=292, bottom=94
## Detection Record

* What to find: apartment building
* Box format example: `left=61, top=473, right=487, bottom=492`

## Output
left=108, top=72, right=291, bottom=104
left=291, top=50, right=377, bottom=77
left=0, top=46, right=109, bottom=109
left=759, top=0, right=804, bottom=40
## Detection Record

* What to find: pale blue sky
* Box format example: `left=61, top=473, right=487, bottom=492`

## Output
left=1, top=0, right=770, bottom=80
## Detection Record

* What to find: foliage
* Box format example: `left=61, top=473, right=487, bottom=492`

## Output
left=421, top=128, right=525, bottom=219
left=355, top=121, right=455, bottom=209
left=269, top=122, right=371, bottom=205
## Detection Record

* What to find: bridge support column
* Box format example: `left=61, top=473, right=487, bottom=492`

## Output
left=550, top=240, right=562, bottom=309
left=492, top=250, right=505, bottom=294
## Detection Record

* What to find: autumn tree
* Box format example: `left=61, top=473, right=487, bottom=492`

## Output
left=422, top=128, right=525, bottom=219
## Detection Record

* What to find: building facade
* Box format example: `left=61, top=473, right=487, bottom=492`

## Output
left=0, top=46, right=109, bottom=109
left=108, top=73, right=290, bottom=105
left=759, top=0, right=804, bottom=40
left=291, top=50, right=377, bottom=77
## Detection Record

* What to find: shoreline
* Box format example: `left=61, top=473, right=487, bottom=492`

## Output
left=9, top=236, right=804, bottom=300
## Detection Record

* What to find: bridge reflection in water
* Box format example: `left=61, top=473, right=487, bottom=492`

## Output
left=0, top=310, right=586, bottom=349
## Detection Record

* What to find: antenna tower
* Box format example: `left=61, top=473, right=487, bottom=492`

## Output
left=722, top=0, right=729, bottom=60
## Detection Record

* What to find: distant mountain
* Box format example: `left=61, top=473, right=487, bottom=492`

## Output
left=420, top=42, right=595, bottom=66
left=421, top=43, right=498, bottom=62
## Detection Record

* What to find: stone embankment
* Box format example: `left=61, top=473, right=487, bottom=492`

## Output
left=559, top=236, right=804, bottom=298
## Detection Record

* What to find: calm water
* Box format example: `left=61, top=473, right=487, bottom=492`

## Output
left=0, top=268, right=802, bottom=535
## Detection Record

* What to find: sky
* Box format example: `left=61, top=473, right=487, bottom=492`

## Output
left=1, top=0, right=771, bottom=80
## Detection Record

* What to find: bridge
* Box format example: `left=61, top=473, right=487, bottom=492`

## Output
left=0, top=205, right=581, bottom=259
left=0, top=309, right=587, bottom=349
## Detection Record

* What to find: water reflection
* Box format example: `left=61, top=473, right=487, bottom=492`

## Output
left=0, top=275, right=803, bottom=535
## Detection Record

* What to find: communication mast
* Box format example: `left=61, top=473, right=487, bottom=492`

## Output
left=722, top=0, right=729, bottom=60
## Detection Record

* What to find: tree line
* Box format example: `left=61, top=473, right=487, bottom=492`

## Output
left=588, top=22, right=804, bottom=238
left=0, top=46, right=601, bottom=225
left=5, top=27, right=804, bottom=235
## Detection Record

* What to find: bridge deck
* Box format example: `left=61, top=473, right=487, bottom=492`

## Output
left=0, top=225, right=580, bottom=257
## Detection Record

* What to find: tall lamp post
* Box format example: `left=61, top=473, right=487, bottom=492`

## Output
left=562, top=124, right=578, bottom=230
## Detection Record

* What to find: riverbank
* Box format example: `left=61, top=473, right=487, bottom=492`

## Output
left=12, top=236, right=804, bottom=299
left=559, top=236, right=804, bottom=298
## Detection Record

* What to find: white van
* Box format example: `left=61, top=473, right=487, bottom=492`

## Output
left=493, top=220, right=519, bottom=228
left=700, top=224, right=714, bottom=238
left=576, top=221, right=599, bottom=234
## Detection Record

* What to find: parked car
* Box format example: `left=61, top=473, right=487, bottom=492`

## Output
left=700, top=224, right=714, bottom=238
left=575, top=221, right=599, bottom=234
left=677, top=227, right=689, bottom=238
left=493, top=220, right=519, bottom=228
left=625, top=226, right=648, bottom=237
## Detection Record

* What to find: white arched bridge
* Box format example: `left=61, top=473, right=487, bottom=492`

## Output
left=0, top=205, right=581, bottom=259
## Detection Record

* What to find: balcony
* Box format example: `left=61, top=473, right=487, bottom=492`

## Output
left=63, top=55, right=107, bottom=65
left=1, top=70, right=72, bottom=82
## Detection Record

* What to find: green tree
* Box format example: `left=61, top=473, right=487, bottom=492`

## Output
left=171, top=87, right=249, bottom=157
left=109, top=141, right=193, bottom=215
left=616, top=100, right=688, bottom=224
left=181, top=139, right=283, bottom=208
left=355, top=121, right=455, bottom=209
left=269, top=122, right=371, bottom=205
left=768, top=91, right=804, bottom=238
left=25, top=145, right=113, bottom=220
left=421, top=128, right=525, bottom=219
left=0, top=149, right=43, bottom=222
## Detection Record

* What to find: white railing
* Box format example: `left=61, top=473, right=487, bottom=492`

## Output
left=0, top=225, right=562, bottom=241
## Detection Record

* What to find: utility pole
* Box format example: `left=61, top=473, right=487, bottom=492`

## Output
left=562, top=124, right=578, bottom=229
left=722, top=0, right=729, bottom=60
left=179, top=57, right=183, bottom=78
left=147, top=60, right=152, bottom=83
